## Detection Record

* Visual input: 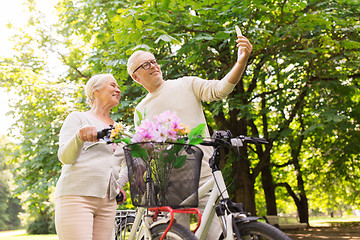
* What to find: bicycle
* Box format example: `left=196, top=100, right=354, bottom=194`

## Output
left=117, top=130, right=291, bottom=240
left=100, top=127, right=292, bottom=239
left=97, top=127, right=201, bottom=240
left=189, top=130, right=292, bottom=240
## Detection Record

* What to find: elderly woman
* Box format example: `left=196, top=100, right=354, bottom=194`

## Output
left=55, top=74, right=128, bottom=240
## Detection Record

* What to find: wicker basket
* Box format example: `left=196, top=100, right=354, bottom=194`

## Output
left=124, top=142, right=203, bottom=208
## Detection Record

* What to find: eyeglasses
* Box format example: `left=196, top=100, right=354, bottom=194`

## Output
left=133, top=59, right=158, bottom=74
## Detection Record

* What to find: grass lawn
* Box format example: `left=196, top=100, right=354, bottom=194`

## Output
left=0, top=230, right=57, bottom=240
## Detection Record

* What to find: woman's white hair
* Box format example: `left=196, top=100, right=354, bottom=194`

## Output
left=85, top=73, right=114, bottom=106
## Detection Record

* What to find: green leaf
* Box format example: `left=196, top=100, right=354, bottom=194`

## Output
left=135, top=19, right=143, bottom=29
left=121, top=137, right=132, bottom=144
left=172, top=143, right=185, bottom=153
left=128, top=144, right=147, bottom=159
left=136, top=110, right=143, bottom=126
left=176, top=138, right=186, bottom=144
left=188, top=137, right=204, bottom=146
left=193, top=33, right=214, bottom=41
left=173, top=155, right=186, bottom=169
left=187, top=123, right=205, bottom=145
left=154, top=34, right=180, bottom=44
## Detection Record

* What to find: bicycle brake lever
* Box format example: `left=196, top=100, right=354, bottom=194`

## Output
left=103, top=136, right=113, bottom=144
left=230, top=138, right=244, bottom=147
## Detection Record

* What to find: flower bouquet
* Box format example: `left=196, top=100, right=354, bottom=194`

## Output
left=111, top=111, right=205, bottom=208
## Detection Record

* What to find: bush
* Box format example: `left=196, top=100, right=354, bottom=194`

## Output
left=27, top=213, right=56, bottom=234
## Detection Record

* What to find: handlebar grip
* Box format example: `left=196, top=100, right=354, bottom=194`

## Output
left=97, top=130, right=106, bottom=139
left=97, top=126, right=114, bottom=139
left=116, top=192, right=124, bottom=203
left=242, top=136, right=268, bottom=144
left=96, top=127, right=114, bottom=144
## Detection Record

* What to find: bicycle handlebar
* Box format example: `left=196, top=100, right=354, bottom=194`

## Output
left=200, top=130, right=268, bottom=147
left=96, top=126, right=114, bottom=144
left=96, top=126, right=268, bottom=147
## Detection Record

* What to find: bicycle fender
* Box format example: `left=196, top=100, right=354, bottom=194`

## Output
left=150, top=218, right=171, bottom=228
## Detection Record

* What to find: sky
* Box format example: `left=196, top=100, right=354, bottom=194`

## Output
left=0, top=0, right=56, bottom=136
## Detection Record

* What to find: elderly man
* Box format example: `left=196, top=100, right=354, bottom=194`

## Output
left=127, top=29, right=252, bottom=240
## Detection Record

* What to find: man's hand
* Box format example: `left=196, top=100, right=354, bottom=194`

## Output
left=235, top=25, right=253, bottom=64
left=221, top=25, right=253, bottom=84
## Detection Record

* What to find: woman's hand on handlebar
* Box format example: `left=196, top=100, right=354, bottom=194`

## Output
left=78, top=125, right=99, bottom=143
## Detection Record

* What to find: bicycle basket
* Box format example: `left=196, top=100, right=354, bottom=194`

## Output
left=124, top=142, right=203, bottom=208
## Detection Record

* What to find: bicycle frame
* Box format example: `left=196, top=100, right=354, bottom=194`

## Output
left=193, top=131, right=266, bottom=240
left=192, top=167, right=258, bottom=240
left=126, top=207, right=146, bottom=240
left=121, top=205, right=201, bottom=240
left=175, top=169, right=235, bottom=240
left=114, top=130, right=288, bottom=240
left=194, top=171, right=235, bottom=240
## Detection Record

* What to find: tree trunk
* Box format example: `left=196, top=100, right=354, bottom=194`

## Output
left=293, top=157, right=309, bottom=224
left=234, top=146, right=256, bottom=215
left=215, top=113, right=257, bottom=215
left=261, top=162, right=278, bottom=215
left=297, top=192, right=309, bottom=223
left=277, top=181, right=309, bottom=224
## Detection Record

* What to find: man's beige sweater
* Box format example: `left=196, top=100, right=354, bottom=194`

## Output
left=134, top=76, right=236, bottom=182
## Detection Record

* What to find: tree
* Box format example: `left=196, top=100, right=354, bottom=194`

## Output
left=0, top=60, right=70, bottom=233
left=0, top=135, right=22, bottom=230
left=263, top=0, right=360, bottom=222
left=106, top=0, right=360, bottom=219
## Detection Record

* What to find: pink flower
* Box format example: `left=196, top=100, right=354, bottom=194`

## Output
left=132, top=111, right=185, bottom=143
left=166, top=128, right=178, bottom=141
left=154, top=111, right=180, bottom=125
left=131, top=119, right=155, bottom=143
left=152, top=123, right=169, bottom=142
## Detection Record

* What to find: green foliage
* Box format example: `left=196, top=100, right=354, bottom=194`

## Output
left=26, top=205, right=56, bottom=234
left=0, top=136, right=22, bottom=230
left=0, top=23, right=72, bottom=229
left=0, top=174, right=11, bottom=230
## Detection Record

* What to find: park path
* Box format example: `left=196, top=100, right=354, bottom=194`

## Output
left=284, top=226, right=360, bottom=239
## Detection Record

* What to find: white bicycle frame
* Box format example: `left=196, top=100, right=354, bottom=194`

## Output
left=124, top=150, right=246, bottom=240
left=193, top=170, right=247, bottom=240
left=166, top=138, right=246, bottom=240
left=124, top=206, right=170, bottom=240
left=121, top=201, right=200, bottom=240
left=118, top=139, right=247, bottom=240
